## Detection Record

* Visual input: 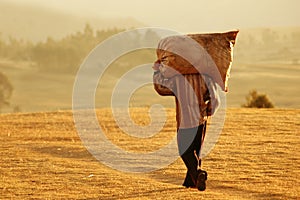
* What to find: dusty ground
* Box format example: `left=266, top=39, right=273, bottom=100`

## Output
left=0, top=108, right=299, bottom=199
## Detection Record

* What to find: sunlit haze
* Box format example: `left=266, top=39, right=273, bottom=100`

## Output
left=3, top=0, right=300, bottom=32
left=0, top=0, right=299, bottom=111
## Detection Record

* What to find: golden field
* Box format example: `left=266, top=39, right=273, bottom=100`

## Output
left=0, top=108, right=299, bottom=199
left=0, top=3, right=299, bottom=199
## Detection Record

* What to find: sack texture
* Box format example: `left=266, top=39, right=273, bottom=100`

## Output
left=156, top=30, right=239, bottom=91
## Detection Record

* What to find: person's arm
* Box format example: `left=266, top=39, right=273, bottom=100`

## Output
left=153, top=71, right=175, bottom=96
left=203, top=75, right=220, bottom=116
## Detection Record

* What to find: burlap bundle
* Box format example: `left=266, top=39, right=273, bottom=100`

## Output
left=156, top=30, right=239, bottom=91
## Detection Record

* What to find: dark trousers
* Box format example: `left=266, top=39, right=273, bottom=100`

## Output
left=177, top=122, right=206, bottom=186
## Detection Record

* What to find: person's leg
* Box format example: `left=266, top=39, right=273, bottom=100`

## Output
left=180, top=150, right=198, bottom=186
left=182, top=170, right=195, bottom=188
left=194, top=121, right=206, bottom=168
left=193, top=122, right=208, bottom=174
left=193, top=122, right=208, bottom=191
left=177, top=125, right=204, bottom=187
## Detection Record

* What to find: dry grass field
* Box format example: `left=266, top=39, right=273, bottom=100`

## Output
left=0, top=108, right=299, bottom=199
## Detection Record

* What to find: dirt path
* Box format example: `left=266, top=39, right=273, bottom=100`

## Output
left=0, top=108, right=299, bottom=199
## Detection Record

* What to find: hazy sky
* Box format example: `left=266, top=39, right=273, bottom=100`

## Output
left=3, top=0, right=300, bottom=32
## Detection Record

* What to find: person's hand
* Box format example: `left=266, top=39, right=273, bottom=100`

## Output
left=152, top=61, right=160, bottom=71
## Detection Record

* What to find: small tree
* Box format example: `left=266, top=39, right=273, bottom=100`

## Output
left=242, top=90, right=274, bottom=108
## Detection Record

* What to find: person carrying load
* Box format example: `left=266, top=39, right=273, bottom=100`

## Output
left=153, top=30, right=238, bottom=191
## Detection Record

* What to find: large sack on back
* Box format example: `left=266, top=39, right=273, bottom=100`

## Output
left=156, top=30, right=239, bottom=91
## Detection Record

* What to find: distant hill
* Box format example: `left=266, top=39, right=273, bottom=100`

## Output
left=0, top=1, right=144, bottom=42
